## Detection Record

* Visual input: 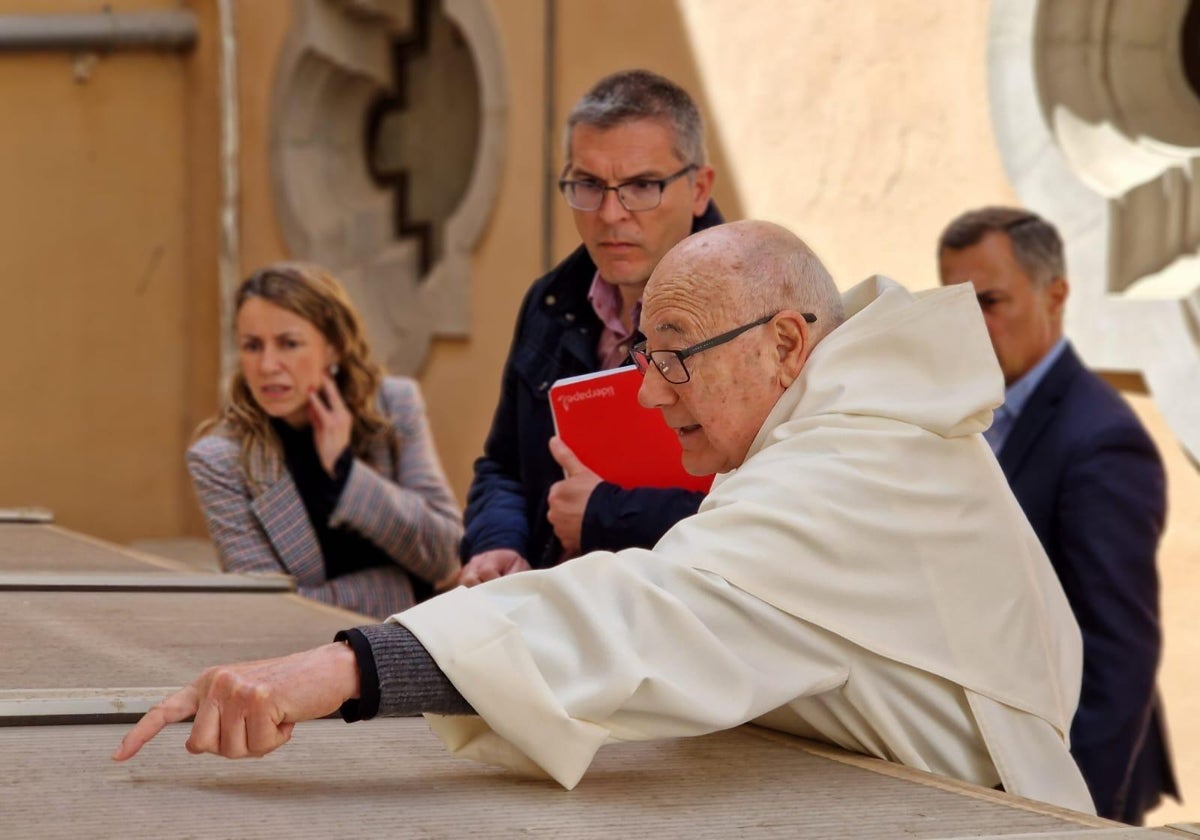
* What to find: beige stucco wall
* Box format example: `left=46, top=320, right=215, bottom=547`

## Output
left=0, top=0, right=219, bottom=541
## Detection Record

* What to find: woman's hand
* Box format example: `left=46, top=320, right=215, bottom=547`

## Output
left=308, top=372, right=353, bottom=476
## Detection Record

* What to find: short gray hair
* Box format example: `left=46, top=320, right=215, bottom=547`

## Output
left=564, top=69, right=707, bottom=166
left=938, top=206, right=1065, bottom=287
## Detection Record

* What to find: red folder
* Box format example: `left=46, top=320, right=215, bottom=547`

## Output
left=549, top=365, right=715, bottom=494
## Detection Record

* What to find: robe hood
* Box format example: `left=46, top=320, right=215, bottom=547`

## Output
left=695, top=276, right=1081, bottom=738
left=754, top=275, right=1001, bottom=455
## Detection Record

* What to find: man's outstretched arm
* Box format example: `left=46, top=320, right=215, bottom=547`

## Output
left=112, top=642, right=361, bottom=761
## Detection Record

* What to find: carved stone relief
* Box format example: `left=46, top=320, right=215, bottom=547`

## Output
left=270, top=0, right=507, bottom=374
left=988, top=0, right=1200, bottom=461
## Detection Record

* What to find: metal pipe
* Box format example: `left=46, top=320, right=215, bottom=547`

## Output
left=541, top=0, right=556, bottom=272
left=216, top=0, right=241, bottom=389
left=0, top=11, right=196, bottom=52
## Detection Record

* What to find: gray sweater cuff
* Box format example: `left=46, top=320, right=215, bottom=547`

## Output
left=356, top=622, right=476, bottom=717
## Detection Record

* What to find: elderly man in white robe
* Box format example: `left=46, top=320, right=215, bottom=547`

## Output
left=115, top=220, right=1094, bottom=813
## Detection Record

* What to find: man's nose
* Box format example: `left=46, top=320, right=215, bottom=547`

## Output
left=597, top=187, right=630, bottom=224
left=638, top=365, right=676, bottom=410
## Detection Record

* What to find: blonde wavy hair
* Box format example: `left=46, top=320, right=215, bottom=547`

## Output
left=196, top=262, right=393, bottom=483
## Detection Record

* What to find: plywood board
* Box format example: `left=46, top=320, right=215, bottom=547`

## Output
left=0, top=721, right=1140, bottom=839
left=1, top=590, right=368, bottom=718
left=0, top=571, right=292, bottom=592
left=0, top=506, right=53, bottom=523
left=0, top=524, right=185, bottom=573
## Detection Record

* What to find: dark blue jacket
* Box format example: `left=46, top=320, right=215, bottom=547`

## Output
left=462, top=202, right=724, bottom=568
left=999, top=343, right=1176, bottom=823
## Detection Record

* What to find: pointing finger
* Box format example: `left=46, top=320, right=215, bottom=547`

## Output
left=112, top=685, right=199, bottom=761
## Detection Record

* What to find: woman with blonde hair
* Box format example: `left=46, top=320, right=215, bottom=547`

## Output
left=188, top=263, right=462, bottom=619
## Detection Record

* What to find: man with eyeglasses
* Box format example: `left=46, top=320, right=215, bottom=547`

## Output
left=116, top=220, right=1094, bottom=816
left=938, top=207, right=1175, bottom=824
left=456, top=69, right=721, bottom=586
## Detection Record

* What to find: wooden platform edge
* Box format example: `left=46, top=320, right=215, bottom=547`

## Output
left=42, top=525, right=197, bottom=572
left=279, top=590, right=378, bottom=624
left=0, top=687, right=177, bottom=725
left=742, top=724, right=1120, bottom=829
left=0, top=571, right=295, bottom=592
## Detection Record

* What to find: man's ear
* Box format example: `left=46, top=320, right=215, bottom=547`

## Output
left=1047, top=275, right=1069, bottom=318
left=773, top=311, right=812, bottom=389
left=690, top=165, right=715, bottom=216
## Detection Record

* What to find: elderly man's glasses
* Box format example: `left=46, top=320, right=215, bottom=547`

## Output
left=631, top=311, right=817, bottom=385
left=559, top=164, right=697, bottom=212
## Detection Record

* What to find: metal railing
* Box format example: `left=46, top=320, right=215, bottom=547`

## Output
left=0, top=10, right=196, bottom=52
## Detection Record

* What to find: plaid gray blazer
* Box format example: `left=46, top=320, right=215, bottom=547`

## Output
left=188, top=377, right=462, bottom=620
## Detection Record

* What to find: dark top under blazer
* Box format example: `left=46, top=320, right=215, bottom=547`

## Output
left=461, top=202, right=724, bottom=568
left=997, top=342, right=1175, bottom=823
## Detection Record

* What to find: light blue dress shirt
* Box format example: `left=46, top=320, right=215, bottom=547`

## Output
left=984, top=338, right=1068, bottom=455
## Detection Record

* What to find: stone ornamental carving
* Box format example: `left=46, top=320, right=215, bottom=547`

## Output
left=271, top=0, right=507, bottom=373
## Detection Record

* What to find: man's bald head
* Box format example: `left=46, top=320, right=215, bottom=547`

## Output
left=637, top=221, right=844, bottom=475
left=646, top=220, right=844, bottom=345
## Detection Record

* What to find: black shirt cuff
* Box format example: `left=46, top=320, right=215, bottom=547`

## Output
left=332, top=446, right=353, bottom=485
left=334, top=628, right=380, bottom=722
left=321, top=446, right=354, bottom=507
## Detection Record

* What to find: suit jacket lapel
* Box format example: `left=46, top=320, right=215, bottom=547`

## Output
left=250, top=471, right=326, bottom=586
left=999, top=344, right=1081, bottom=478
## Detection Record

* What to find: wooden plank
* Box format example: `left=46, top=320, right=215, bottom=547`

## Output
left=0, top=687, right=175, bottom=725
left=1, top=590, right=367, bottom=704
left=0, top=721, right=1148, bottom=839
left=0, top=506, right=53, bottom=523
left=0, top=523, right=188, bottom=573
left=0, top=571, right=293, bottom=593
left=958, top=833, right=1187, bottom=839
left=764, top=729, right=1114, bottom=828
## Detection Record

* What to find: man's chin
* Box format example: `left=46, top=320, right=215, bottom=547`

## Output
left=590, top=258, right=650, bottom=288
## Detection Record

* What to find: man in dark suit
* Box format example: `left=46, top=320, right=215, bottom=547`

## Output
left=938, top=206, right=1177, bottom=824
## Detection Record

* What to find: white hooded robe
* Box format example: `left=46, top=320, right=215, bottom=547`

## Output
left=395, top=277, right=1094, bottom=813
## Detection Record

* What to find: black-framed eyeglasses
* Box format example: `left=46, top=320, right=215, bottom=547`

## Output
left=631, top=311, right=817, bottom=385
left=558, top=164, right=697, bottom=212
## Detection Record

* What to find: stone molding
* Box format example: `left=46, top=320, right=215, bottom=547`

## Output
left=270, top=0, right=507, bottom=374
